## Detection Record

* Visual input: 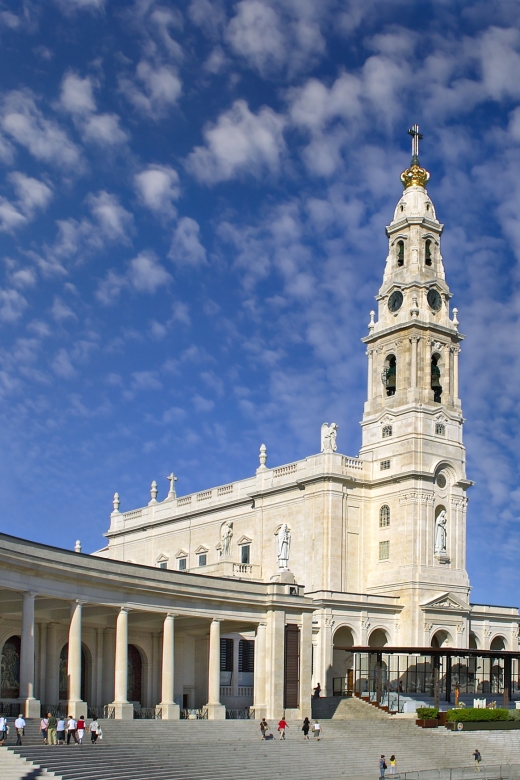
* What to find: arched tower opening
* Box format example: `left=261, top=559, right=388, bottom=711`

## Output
left=397, top=240, right=404, bottom=267
left=431, top=353, right=442, bottom=402
left=383, top=354, right=396, bottom=397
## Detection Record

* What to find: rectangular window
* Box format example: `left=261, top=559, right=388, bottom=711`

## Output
left=435, top=423, right=446, bottom=436
left=198, top=554, right=207, bottom=566
left=238, top=639, right=254, bottom=673
left=178, top=558, right=187, bottom=571
left=380, top=460, right=391, bottom=471
left=379, top=541, right=390, bottom=561
left=220, top=638, right=234, bottom=672
left=241, top=545, right=250, bottom=564
left=158, top=561, right=167, bottom=569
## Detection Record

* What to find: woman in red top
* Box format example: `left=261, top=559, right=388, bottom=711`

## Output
left=76, top=716, right=85, bottom=745
left=278, top=718, right=288, bottom=740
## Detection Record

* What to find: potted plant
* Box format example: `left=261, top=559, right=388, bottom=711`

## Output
left=416, top=707, right=439, bottom=728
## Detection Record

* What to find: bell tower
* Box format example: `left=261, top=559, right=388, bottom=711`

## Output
left=359, top=127, right=471, bottom=645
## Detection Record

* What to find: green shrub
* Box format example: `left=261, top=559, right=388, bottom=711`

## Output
left=416, top=707, right=439, bottom=719
left=446, top=708, right=509, bottom=722
left=507, top=710, right=520, bottom=721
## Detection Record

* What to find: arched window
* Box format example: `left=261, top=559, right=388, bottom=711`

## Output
left=397, top=241, right=404, bottom=267
left=382, top=354, right=396, bottom=397
left=382, top=425, right=393, bottom=438
left=431, top=354, right=442, bottom=402
left=435, top=423, right=445, bottom=436
left=379, top=505, right=390, bottom=527
left=425, top=239, right=432, bottom=266
left=0, top=635, right=20, bottom=698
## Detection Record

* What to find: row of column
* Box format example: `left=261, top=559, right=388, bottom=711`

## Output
left=16, top=593, right=311, bottom=721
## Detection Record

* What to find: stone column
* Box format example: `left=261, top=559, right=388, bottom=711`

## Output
left=265, top=608, right=285, bottom=719
left=206, top=619, right=225, bottom=719
left=410, top=337, right=419, bottom=388
left=37, top=622, right=47, bottom=703
left=158, top=613, right=180, bottom=719
left=20, top=592, right=40, bottom=717
left=45, top=622, right=59, bottom=706
left=253, top=622, right=267, bottom=717
left=453, top=346, right=460, bottom=398
left=299, top=613, right=312, bottom=719
left=111, top=607, right=133, bottom=719
left=366, top=349, right=374, bottom=401
left=68, top=600, right=87, bottom=718
left=232, top=637, right=240, bottom=697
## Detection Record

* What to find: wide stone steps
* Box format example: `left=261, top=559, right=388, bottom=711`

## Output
left=6, top=719, right=520, bottom=780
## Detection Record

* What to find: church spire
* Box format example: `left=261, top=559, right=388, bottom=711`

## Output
left=400, top=124, right=430, bottom=189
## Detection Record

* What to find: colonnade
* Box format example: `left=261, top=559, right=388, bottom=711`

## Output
left=2, top=590, right=310, bottom=720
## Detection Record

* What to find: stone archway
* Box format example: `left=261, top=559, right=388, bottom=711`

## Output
left=332, top=626, right=355, bottom=693
left=431, top=629, right=453, bottom=648
left=59, top=643, right=88, bottom=702
left=1, top=635, right=21, bottom=698
left=490, top=636, right=506, bottom=651
left=368, top=628, right=389, bottom=648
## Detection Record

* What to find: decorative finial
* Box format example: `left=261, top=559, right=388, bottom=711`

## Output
left=452, top=308, right=459, bottom=331
left=74, top=540, right=82, bottom=553
left=410, top=295, right=419, bottom=318
left=368, top=310, right=375, bottom=332
left=149, top=480, right=158, bottom=505
left=112, top=492, right=120, bottom=513
left=400, top=124, right=430, bottom=189
left=166, top=472, right=178, bottom=499
left=257, top=443, right=268, bottom=473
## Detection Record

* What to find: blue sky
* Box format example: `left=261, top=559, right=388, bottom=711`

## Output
left=1, top=0, right=520, bottom=606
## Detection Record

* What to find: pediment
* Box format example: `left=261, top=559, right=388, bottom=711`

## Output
left=195, top=545, right=209, bottom=554
left=175, top=549, right=188, bottom=559
left=156, top=553, right=169, bottom=563
left=237, top=536, right=252, bottom=545
left=421, top=592, right=468, bottom=611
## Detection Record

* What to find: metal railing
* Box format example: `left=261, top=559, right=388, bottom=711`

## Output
left=104, top=705, right=115, bottom=719
left=225, top=708, right=252, bottom=719
left=0, top=702, right=22, bottom=717
left=398, top=765, right=520, bottom=780
left=88, top=706, right=105, bottom=719
left=41, top=704, right=66, bottom=717
left=133, top=707, right=158, bottom=719
left=180, top=708, right=208, bottom=719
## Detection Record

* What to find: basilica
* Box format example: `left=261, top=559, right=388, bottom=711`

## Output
left=1, top=133, right=519, bottom=721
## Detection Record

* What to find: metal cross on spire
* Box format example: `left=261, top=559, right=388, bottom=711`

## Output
left=408, top=124, right=423, bottom=165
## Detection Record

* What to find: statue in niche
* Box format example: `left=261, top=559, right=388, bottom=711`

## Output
left=434, top=510, right=447, bottom=554
left=276, top=523, right=291, bottom=570
left=220, top=521, right=233, bottom=557
left=321, top=422, right=338, bottom=453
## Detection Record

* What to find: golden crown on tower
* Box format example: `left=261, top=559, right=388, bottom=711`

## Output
left=400, top=124, right=430, bottom=189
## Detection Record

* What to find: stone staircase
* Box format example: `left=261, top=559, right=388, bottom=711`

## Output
left=5, top=718, right=520, bottom=780
left=312, top=695, right=390, bottom=719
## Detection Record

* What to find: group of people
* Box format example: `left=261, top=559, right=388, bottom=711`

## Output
left=379, top=755, right=398, bottom=777
left=259, top=717, right=322, bottom=741
left=0, top=713, right=102, bottom=746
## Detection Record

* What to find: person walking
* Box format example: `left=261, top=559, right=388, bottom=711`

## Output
left=278, top=717, right=288, bottom=740
left=89, top=718, right=100, bottom=744
left=473, top=749, right=482, bottom=772
left=77, top=716, right=85, bottom=745
left=56, top=717, right=66, bottom=745
left=47, top=713, right=57, bottom=745
left=0, top=715, right=7, bottom=745
left=40, top=715, right=49, bottom=744
left=260, top=718, right=269, bottom=740
left=379, top=755, right=387, bottom=779
left=302, top=716, right=310, bottom=739
left=66, top=715, right=78, bottom=744
left=389, top=755, right=397, bottom=774
left=313, top=682, right=322, bottom=698
left=313, top=720, right=322, bottom=740
left=14, top=714, right=25, bottom=746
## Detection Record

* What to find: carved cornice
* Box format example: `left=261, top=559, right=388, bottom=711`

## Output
left=399, top=492, right=435, bottom=505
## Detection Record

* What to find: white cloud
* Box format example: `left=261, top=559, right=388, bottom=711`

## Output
left=52, top=348, right=76, bottom=378
left=188, top=0, right=226, bottom=39
left=0, top=288, right=28, bottom=321
left=0, top=199, right=27, bottom=232
left=134, top=165, right=180, bottom=217
left=187, top=99, right=286, bottom=183
left=169, top=217, right=207, bottom=266
left=51, top=296, right=77, bottom=322
left=96, top=251, right=171, bottom=303
left=86, top=191, right=134, bottom=242
left=120, top=61, right=182, bottom=117
left=131, top=370, right=163, bottom=391
left=54, top=0, right=105, bottom=13
left=9, top=267, right=36, bottom=288
left=1, top=90, right=82, bottom=169
left=60, top=72, right=96, bottom=115
left=82, top=113, right=129, bottom=145
left=226, top=0, right=327, bottom=78
left=9, top=172, right=53, bottom=216
left=128, top=251, right=172, bottom=293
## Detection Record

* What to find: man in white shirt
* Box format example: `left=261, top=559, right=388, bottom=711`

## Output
left=14, top=714, right=25, bottom=745
left=66, top=716, right=78, bottom=745
left=0, top=715, right=7, bottom=745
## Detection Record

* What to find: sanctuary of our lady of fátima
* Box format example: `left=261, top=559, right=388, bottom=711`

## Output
left=1, top=128, right=519, bottom=723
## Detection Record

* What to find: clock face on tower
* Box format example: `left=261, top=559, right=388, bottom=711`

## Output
left=388, top=290, right=403, bottom=313
left=427, top=288, right=442, bottom=312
